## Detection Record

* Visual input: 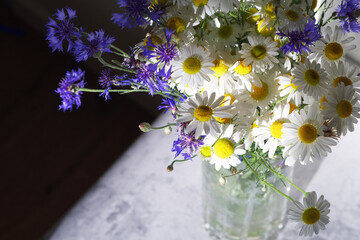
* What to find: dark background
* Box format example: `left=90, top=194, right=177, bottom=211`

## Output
left=0, top=1, right=161, bottom=239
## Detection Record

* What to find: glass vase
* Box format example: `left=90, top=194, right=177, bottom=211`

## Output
left=202, top=156, right=293, bottom=240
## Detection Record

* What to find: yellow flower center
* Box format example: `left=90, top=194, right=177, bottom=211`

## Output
left=257, top=20, right=274, bottom=37
left=193, top=0, right=208, bottom=7
left=250, top=82, right=269, bottom=101
left=302, top=207, right=321, bottom=225
left=270, top=120, right=285, bottom=139
left=211, top=59, right=229, bottom=77
left=194, top=105, right=213, bottom=122
left=251, top=45, right=267, bottom=60
left=304, top=69, right=320, bottom=86
left=286, top=10, right=299, bottom=22
left=320, top=96, right=328, bottom=110
left=245, top=8, right=261, bottom=24
left=166, top=17, right=186, bottom=34
left=311, top=0, right=318, bottom=10
left=183, top=57, right=202, bottom=74
left=289, top=102, right=298, bottom=114
left=336, top=100, right=352, bottom=118
left=143, top=35, right=163, bottom=50
left=234, top=59, right=252, bottom=75
left=213, top=138, right=235, bottom=159
left=265, top=1, right=276, bottom=19
left=215, top=94, right=235, bottom=124
left=252, top=122, right=259, bottom=129
left=333, top=76, right=352, bottom=87
left=151, top=0, right=169, bottom=6
left=324, top=42, right=343, bottom=61
left=298, top=124, right=318, bottom=144
left=218, top=25, right=233, bottom=39
left=200, top=146, right=212, bottom=158
left=285, top=82, right=299, bottom=90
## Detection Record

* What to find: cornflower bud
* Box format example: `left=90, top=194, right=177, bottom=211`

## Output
left=139, top=122, right=152, bottom=132
left=164, top=126, right=172, bottom=135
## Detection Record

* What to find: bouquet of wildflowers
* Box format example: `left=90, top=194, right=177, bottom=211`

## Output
left=46, top=0, right=360, bottom=237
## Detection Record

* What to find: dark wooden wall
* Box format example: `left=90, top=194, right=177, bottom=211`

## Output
left=0, top=5, right=158, bottom=240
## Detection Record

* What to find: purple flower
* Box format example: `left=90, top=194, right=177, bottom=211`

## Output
left=112, top=0, right=162, bottom=29
left=55, top=69, right=86, bottom=111
left=133, top=62, right=169, bottom=95
left=73, top=30, right=115, bottom=62
left=143, top=29, right=178, bottom=65
left=46, top=8, right=82, bottom=52
left=158, top=97, right=177, bottom=115
left=336, top=0, right=360, bottom=34
left=277, top=19, right=322, bottom=54
left=172, top=122, right=204, bottom=160
left=98, top=69, right=131, bottom=100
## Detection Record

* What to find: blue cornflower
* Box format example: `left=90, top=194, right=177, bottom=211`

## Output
left=112, top=0, right=162, bottom=29
left=277, top=19, right=322, bottom=54
left=99, top=69, right=119, bottom=100
left=336, top=0, right=360, bottom=34
left=158, top=97, right=177, bottom=115
left=73, top=29, right=115, bottom=62
left=172, top=122, right=204, bottom=160
left=98, top=69, right=131, bottom=100
left=55, top=69, right=86, bottom=111
left=46, top=8, right=82, bottom=52
left=133, top=62, right=169, bottom=95
left=143, top=29, right=178, bottom=65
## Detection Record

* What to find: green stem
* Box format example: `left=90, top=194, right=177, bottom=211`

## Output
left=97, top=56, right=136, bottom=74
left=259, top=157, right=307, bottom=197
left=150, top=123, right=177, bottom=130
left=110, top=44, right=130, bottom=58
left=243, top=157, right=295, bottom=201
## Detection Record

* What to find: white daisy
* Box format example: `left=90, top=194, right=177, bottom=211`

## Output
left=213, top=92, right=254, bottom=126
left=239, top=70, right=280, bottom=110
left=191, top=0, right=217, bottom=19
left=250, top=0, right=277, bottom=30
left=214, top=0, right=239, bottom=13
left=242, top=117, right=265, bottom=150
left=171, top=45, right=214, bottom=94
left=207, top=124, right=246, bottom=171
left=327, top=61, right=360, bottom=94
left=310, top=25, right=356, bottom=67
left=281, top=104, right=337, bottom=166
left=291, top=58, right=330, bottom=100
left=208, top=21, right=243, bottom=48
left=322, top=84, right=360, bottom=136
left=230, top=58, right=262, bottom=91
left=277, top=5, right=307, bottom=31
left=239, top=35, right=279, bottom=73
left=278, top=74, right=307, bottom=106
left=176, top=91, right=234, bottom=139
left=203, top=58, right=237, bottom=96
left=253, top=103, right=291, bottom=158
left=288, top=191, right=330, bottom=237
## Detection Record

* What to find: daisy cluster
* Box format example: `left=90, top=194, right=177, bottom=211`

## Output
left=46, top=0, right=360, bottom=237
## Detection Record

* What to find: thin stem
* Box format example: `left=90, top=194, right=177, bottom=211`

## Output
left=260, top=157, right=308, bottom=197
left=97, top=56, right=136, bottom=74
left=151, top=123, right=177, bottom=130
left=243, top=157, right=295, bottom=201
left=109, top=44, right=130, bottom=58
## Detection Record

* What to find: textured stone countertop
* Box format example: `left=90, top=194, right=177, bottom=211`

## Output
left=47, top=113, right=360, bottom=240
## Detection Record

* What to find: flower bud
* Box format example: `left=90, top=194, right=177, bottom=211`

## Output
left=164, top=126, right=172, bottom=135
left=230, top=166, right=237, bottom=174
left=219, top=177, right=226, bottom=186
left=139, top=122, right=152, bottom=132
left=167, top=165, right=173, bottom=172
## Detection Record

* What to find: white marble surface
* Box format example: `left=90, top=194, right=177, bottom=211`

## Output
left=47, top=113, right=360, bottom=240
